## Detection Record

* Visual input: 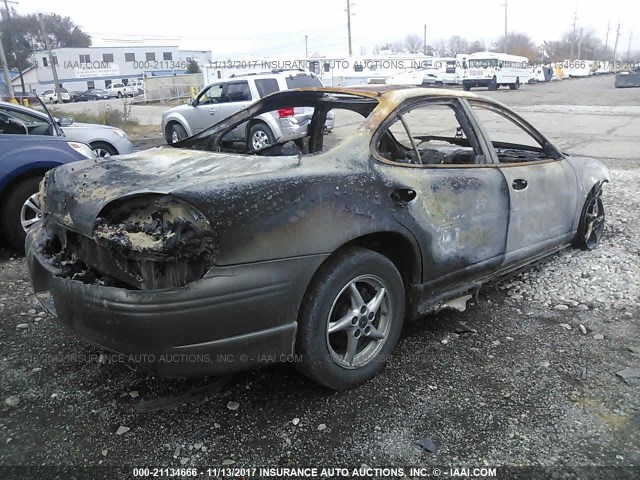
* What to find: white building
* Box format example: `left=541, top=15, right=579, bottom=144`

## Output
left=11, top=46, right=211, bottom=93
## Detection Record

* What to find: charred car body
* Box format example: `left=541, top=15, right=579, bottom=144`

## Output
left=27, top=86, right=609, bottom=389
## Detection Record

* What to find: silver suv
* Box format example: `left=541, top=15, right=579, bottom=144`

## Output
left=161, top=69, right=334, bottom=151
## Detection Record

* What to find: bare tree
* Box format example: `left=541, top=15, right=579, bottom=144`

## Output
left=493, top=32, right=537, bottom=61
left=434, top=38, right=449, bottom=57
left=466, top=40, right=486, bottom=54
left=390, top=40, right=404, bottom=53
left=404, top=33, right=423, bottom=54
left=448, top=36, right=469, bottom=56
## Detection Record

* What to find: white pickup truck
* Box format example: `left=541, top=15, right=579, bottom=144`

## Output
left=105, top=83, right=135, bottom=98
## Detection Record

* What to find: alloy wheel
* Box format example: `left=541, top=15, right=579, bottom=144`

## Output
left=20, top=193, right=42, bottom=232
left=325, top=274, right=393, bottom=369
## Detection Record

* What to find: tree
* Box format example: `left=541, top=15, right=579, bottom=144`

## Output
left=493, top=32, right=537, bottom=61
left=432, top=38, right=448, bottom=57
left=0, top=11, right=91, bottom=70
left=186, top=60, right=201, bottom=74
left=448, top=36, right=469, bottom=56
left=404, top=33, right=423, bottom=54
left=466, top=40, right=486, bottom=54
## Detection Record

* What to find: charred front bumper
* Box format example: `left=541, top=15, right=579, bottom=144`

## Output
left=26, top=225, right=327, bottom=377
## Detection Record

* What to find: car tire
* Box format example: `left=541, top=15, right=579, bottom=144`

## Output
left=462, top=82, right=471, bottom=91
left=295, top=246, right=406, bottom=390
left=1, top=176, right=43, bottom=253
left=90, top=141, right=118, bottom=157
left=488, top=76, right=498, bottom=90
left=168, top=123, right=188, bottom=144
left=247, top=123, right=275, bottom=152
left=573, top=187, right=605, bottom=251
left=509, top=78, right=521, bottom=90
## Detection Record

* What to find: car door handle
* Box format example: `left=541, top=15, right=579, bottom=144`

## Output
left=512, top=178, right=528, bottom=191
left=209, top=109, right=216, bottom=115
left=391, top=188, right=417, bottom=204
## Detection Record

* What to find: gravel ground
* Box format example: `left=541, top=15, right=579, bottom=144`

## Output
left=0, top=76, right=639, bottom=479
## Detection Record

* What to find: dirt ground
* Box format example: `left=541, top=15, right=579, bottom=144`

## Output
left=0, top=75, right=639, bottom=479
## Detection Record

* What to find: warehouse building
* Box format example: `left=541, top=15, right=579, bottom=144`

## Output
left=10, top=45, right=211, bottom=94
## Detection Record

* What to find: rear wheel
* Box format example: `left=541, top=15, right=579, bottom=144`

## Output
left=488, top=76, right=498, bottom=90
left=296, top=247, right=406, bottom=389
left=247, top=123, right=275, bottom=152
left=462, top=82, right=471, bottom=91
left=1, top=176, right=43, bottom=252
left=509, top=78, right=521, bottom=90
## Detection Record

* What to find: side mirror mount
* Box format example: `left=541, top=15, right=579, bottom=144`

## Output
left=59, top=116, right=74, bottom=126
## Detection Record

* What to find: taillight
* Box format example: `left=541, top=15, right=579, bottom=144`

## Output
left=278, top=107, right=294, bottom=118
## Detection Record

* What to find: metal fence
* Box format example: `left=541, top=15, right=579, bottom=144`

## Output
left=141, top=73, right=205, bottom=103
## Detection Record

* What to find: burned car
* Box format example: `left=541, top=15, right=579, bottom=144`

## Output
left=27, top=86, right=609, bottom=390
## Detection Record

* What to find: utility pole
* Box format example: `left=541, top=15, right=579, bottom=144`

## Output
left=612, top=23, right=621, bottom=69
left=0, top=26, right=15, bottom=101
left=570, top=7, right=578, bottom=60
left=423, top=24, right=427, bottom=55
left=305, top=35, right=308, bottom=57
left=627, top=30, right=633, bottom=60
left=2, top=0, right=25, bottom=93
left=346, top=0, right=353, bottom=57
left=603, top=20, right=611, bottom=57
left=577, top=28, right=584, bottom=59
left=503, top=0, right=508, bottom=53
left=37, top=13, right=62, bottom=102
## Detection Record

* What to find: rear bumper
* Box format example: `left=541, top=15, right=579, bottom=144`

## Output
left=26, top=226, right=327, bottom=377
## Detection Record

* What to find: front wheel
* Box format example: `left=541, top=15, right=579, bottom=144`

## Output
left=573, top=189, right=605, bottom=250
left=1, top=176, right=43, bottom=252
left=167, top=123, right=187, bottom=144
left=296, top=247, right=406, bottom=389
left=90, top=141, right=118, bottom=157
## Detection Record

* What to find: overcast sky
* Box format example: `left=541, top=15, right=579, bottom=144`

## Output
left=15, top=0, right=640, bottom=57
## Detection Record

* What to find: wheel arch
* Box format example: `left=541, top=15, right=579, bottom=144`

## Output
left=163, top=116, right=191, bottom=139
left=0, top=168, right=50, bottom=217
left=296, top=230, right=422, bottom=327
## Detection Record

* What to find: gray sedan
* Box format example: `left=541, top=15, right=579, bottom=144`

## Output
left=27, top=87, right=609, bottom=390
left=0, top=101, right=133, bottom=157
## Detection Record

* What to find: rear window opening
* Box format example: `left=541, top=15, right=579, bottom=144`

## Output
left=285, top=74, right=323, bottom=89
left=177, top=91, right=378, bottom=158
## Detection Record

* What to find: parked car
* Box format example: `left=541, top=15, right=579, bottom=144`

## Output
left=130, top=81, right=144, bottom=95
left=614, top=67, right=640, bottom=88
left=27, top=86, right=609, bottom=389
left=0, top=101, right=133, bottom=157
left=0, top=125, right=93, bottom=251
left=161, top=69, right=335, bottom=149
left=71, top=89, right=110, bottom=102
left=41, top=88, right=71, bottom=103
left=106, top=83, right=134, bottom=98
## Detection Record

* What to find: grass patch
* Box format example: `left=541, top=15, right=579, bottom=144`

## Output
left=50, top=100, right=139, bottom=130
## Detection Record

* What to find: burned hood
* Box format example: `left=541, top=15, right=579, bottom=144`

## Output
left=43, top=146, right=301, bottom=236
